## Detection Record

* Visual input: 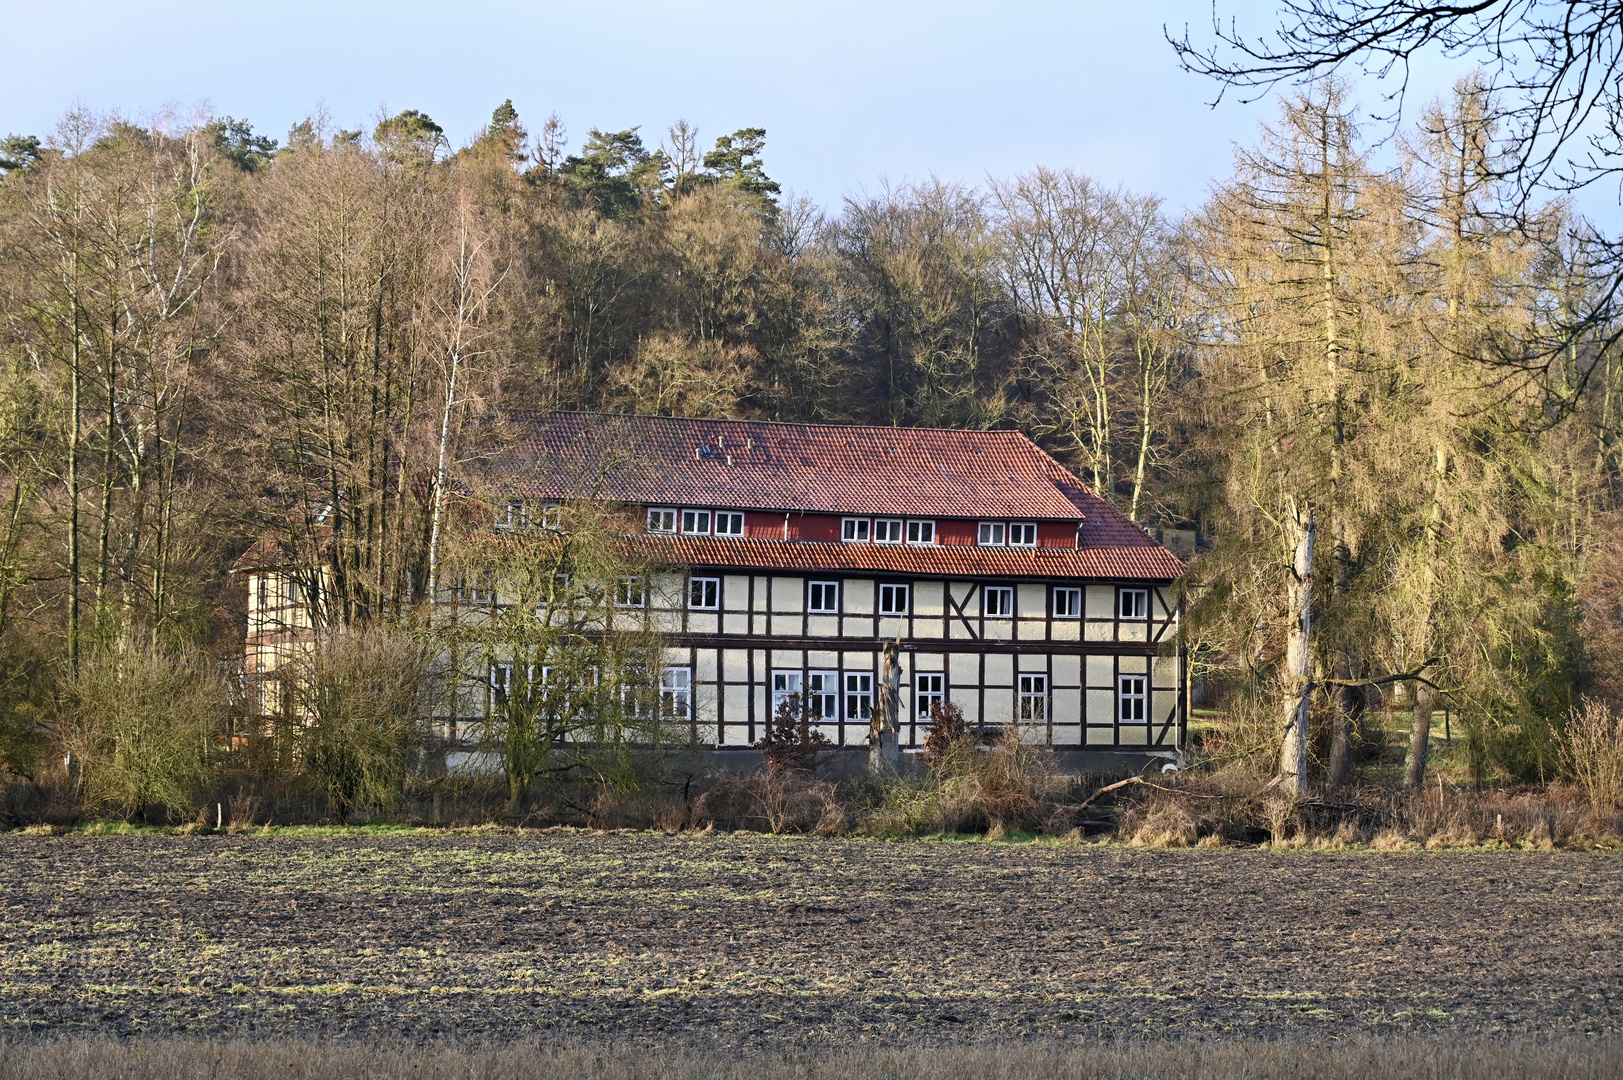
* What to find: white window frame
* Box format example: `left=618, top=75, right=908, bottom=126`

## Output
left=771, top=670, right=804, bottom=714
left=906, top=519, right=936, bottom=545
left=454, top=569, right=494, bottom=606
left=1053, top=587, right=1082, bottom=618
left=615, top=575, right=645, bottom=608
left=647, top=508, right=677, bottom=533
left=808, top=580, right=840, bottom=614
left=845, top=672, right=874, bottom=723
left=1119, top=587, right=1149, bottom=620
left=879, top=583, right=910, bottom=615
left=984, top=586, right=1014, bottom=618
left=1118, top=673, right=1147, bottom=723
left=1018, top=674, right=1048, bottom=724
left=689, top=576, right=720, bottom=610
left=540, top=502, right=563, bottom=530
left=489, top=663, right=514, bottom=710
left=841, top=517, right=871, bottom=543
left=873, top=518, right=905, bottom=544
left=978, top=521, right=1006, bottom=546
left=1008, top=522, right=1038, bottom=547
left=714, top=511, right=745, bottom=536
left=915, top=672, right=945, bottom=721
left=660, top=666, right=692, bottom=720
left=806, top=670, right=839, bottom=721
left=681, top=509, right=712, bottom=535
left=496, top=499, right=526, bottom=530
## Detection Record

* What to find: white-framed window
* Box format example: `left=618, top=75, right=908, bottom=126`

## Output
left=714, top=511, right=745, bottom=536
left=681, top=509, right=712, bottom=535
left=489, top=663, right=514, bottom=710
left=807, top=670, right=839, bottom=720
left=915, top=673, right=944, bottom=721
left=1118, top=673, right=1147, bottom=722
left=1053, top=587, right=1082, bottom=618
left=984, top=586, right=1014, bottom=617
left=808, top=580, right=840, bottom=613
left=647, top=508, right=677, bottom=533
left=540, top=503, right=563, bottom=530
left=879, top=583, right=910, bottom=615
left=1019, top=674, right=1048, bottom=724
left=615, top=575, right=645, bottom=608
left=1119, top=588, right=1149, bottom=620
left=771, top=670, right=803, bottom=713
left=496, top=499, right=526, bottom=529
left=841, top=517, right=870, bottom=542
left=845, top=672, right=874, bottom=722
left=454, top=569, right=494, bottom=605
left=978, top=521, right=1006, bottom=546
left=874, top=518, right=904, bottom=544
left=660, top=666, right=692, bottom=720
left=906, top=519, right=936, bottom=545
left=1009, top=522, right=1038, bottom=547
left=689, top=577, right=719, bottom=610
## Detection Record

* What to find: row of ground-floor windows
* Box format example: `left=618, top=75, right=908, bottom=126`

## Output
left=490, top=664, right=1149, bottom=725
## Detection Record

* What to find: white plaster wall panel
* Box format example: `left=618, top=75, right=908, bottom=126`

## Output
left=1084, top=622, right=1113, bottom=641
left=956, top=695, right=981, bottom=725
left=842, top=649, right=878, bottom=670
left=984, top=690, right=1014, bottom=725
left=1052, top=723, right=1082, bottom=747
left=1153, top=689, right=1178, bottom=724
left=807, top=649, right=839, bottom=669
left=696, top=649, right=718, bottom=682
left=1018, top=621, right=1046, bottom=641
left=948, top=653, right=977, bottom=685
left=1087, top=688, right=1115, bottom=724
left=984, top=620, right=1013, bottom=642
left=1018, top=651, right=1048, bottom=672
left=1118, top=725, right=1148, bottom=746
left=843, top=617, right=876, bottom=638
left=983, top=653, right=1014, bottom=686
left=1018, top=584, right=1046, bottom=618
left=914, top=651, right=945, bottom=671
left=915, top=619, right=944, bottom=639
left=1086, top=655, right=1114, bottom=687
left=1153, top=656, right=1178, bottom=688
left=1053, top=655, right=1081, bottom=685
left=845, top=579, right=874, bottom=614
left=752, top=577, right=770, bottom=611
left=771, top=577, right=803, bottom=613
left=1086, top=726, right=1117, bottom=746
left=1120, top=654, right=1148, bottom=674
left=1085, top=586, right=1116, bottom=618
left=724, top=576, right=750, bottom=609
left=914, top=581, right=944, bottom=618
left=950, top=621, right=976, bottom=640
left=722, top=684, right=751, bottom=743
left=689, top=613, right=719, bottom=635
left=723, top=649, right=749, bottom=683
left=771, top=648, right=803, bottom=668
left=1119, top=622, right=1148, bottom=643
left=878, top=616, right=905, bottom=640
left=1051, top=621, right=1080, bottom=642
left=722, top=612, right=748, bottom=635
left=1052, top=688, right=1082, bottom=724
left=807, top=615, right=838, bottom=637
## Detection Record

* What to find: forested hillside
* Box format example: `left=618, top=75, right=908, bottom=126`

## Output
left=2, top=82, right=1621, bottom=794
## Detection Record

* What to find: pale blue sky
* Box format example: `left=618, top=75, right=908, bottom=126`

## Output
left=4, top=1, right=1481, bottom=215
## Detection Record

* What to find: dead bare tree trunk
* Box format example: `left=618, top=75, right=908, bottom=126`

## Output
left=869, top=636, right=901, bottom=774
left=1278, top=500, right=1315, bottom=795
left=1404, top=678, right=1435, bottom=789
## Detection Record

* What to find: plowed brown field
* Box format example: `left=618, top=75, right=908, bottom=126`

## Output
left=2, top=832, right=1619, bottom=1045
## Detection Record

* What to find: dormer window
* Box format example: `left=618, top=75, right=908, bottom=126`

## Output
left=1009, top=522, right=1037, bottom=547
left=906, top=519, right=935, bottom=544
left=977, top=521, right=1006, bottom=546
left=874, top=518, right=904, bottom=544
left=841, top=518, right=870, bottom=542
left=681, top=509, right=712, bottom=535
left=647, top=508, right=677, bottom=533
left=540, top=503, right=563, bottom=530
left=714, top=511, right=745, bottom=536
left=496, top=499, right=526, bottom=529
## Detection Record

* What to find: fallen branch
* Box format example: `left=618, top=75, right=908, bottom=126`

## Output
left=1074, top=776, right=1228, bottom=812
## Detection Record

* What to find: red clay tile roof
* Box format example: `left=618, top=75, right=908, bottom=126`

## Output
left=631, top=534, right=1185, bottom=581
left=498, top=412, right=1108, bottom=521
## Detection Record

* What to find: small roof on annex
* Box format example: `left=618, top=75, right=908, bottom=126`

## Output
left=497, top=411, right=1114, bottom=521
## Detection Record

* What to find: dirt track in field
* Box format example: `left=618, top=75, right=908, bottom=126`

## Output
left=2, top=831, right=1620, bottom=1045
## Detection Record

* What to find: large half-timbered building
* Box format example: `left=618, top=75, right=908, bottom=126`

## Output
left=493, top=412, right=1188, bottom=757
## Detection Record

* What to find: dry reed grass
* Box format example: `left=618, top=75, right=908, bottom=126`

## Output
left=1, top=1035, right=1619, bottom=1080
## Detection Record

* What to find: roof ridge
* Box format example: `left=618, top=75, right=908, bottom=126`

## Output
left=515, top=410, right=1038, bottom=441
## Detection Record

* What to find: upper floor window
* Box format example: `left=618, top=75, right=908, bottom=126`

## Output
left=681, top=509, right=711, bottom=535
left=879, top=583, right=910, bottom=615
left=841, top=517, right=870, bottom=543
left=647, top=508, right=677, bottom=533
left=714, top=511, right=745, bottom=536
left=984, top=586, right=1014, bottom=618
left=978, top=521, right=1006, bottom=546
left=1053, top=587, right=1082, bottom=619
left=808, top=580, right=840, bottom=613
left=689, top=577, right=719, bottom=610
left=906, top=519, right=936, bottom=545
left=874, top=518, right=904, bottom=544
left=453, top=569, right=494, bottom=606
left=540, top=503, right=563, bottom=530
left=615, top=576, right=645, bottom=608
left=1008, top=522, right=1038, bottom=547
left=496, top=499, right=526, bottom=529
left=1119, top=588, right=1149, bottom=620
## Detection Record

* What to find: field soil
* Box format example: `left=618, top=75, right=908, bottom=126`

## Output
left=2, top=831, right=1620, bottom=1045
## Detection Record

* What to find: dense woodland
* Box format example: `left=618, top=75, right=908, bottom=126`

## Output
left=4, top=79, right=1623, bottom=817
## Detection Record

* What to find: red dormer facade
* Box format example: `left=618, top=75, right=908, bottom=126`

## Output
left=487, top=412, right=1188, bottom=758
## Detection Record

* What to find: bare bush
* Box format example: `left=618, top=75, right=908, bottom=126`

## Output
left=1562, top=697, right=1623, bottom=814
